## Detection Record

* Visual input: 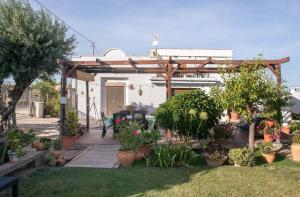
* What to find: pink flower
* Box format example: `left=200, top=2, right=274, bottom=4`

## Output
left=132, top=130, right=140, bottom=136
left=115, top=119, right=121, bottom=125
left=121, top=117, right=126, bottom=121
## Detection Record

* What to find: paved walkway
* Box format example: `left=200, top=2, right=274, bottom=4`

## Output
left=65, top=144, right=120, bottom=168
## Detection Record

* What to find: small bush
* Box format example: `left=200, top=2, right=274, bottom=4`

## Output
left=212, top=123, right=235, bottom=139
left=147, top=143, right=196, bottom=167
left=228, top=147, right=255, bottom=167
left=154, top=89, right=222, bottom=139
left=64, top=111, right=79, bottom=136
left=291, top=134, right=300, bottom=144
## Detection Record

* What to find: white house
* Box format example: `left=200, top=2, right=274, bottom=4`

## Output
left=72, top=48, right=232, bottom=119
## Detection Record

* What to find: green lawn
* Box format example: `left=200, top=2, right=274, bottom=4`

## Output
left=3, top=158, right=300, bottom=197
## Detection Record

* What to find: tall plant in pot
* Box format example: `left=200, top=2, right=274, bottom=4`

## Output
left=116, top=122, right=140, bottom=166
left=62, top=111, right=79, bottom=149
left=136, top=129, right=161, bottom=160
left=291, top=134, right=300, bottom=161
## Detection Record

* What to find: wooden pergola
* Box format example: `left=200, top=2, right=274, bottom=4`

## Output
left=58, top=56, right=289, bottom=135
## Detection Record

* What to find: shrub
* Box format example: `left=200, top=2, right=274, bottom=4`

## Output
left=138, top=130, right=161, bottom=145
left=64, top=111, right=79, bottom=136
left=290, top=121, right=300, bottom=133
left=212, top=123, right=235, bottom=139
left=40, top=138, right=52, bottom=149
left=147, top=143, right=196, bottom=167
left=154, top=89, right=222, bottom=139
left=228, top=147, right=255, bottom=167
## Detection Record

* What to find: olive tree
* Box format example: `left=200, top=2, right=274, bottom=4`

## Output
left=0, top=0, right=75, bottom=131
left=213, top=57, right=290, bottom=148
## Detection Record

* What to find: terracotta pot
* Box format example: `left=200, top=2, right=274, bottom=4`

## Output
left=35, top=142, right=45, bottom=151
left=117, top=151, right=136, bottom=166
left=205, top=157, right=225, bottom=167
left=62, top=136, right=78, bottom=149
left=230, top=111, right=240, bottom=121
left=281, top=126, right=290, bottom=135
left=262, top=153, right=276, bottom=164
left=264, top=133, right=273, bottom=143
left=136, top=144, right=151, bottom=160
left=266, top=120, right=275, bottom=127
left=291, top=143, right=300, bottom=161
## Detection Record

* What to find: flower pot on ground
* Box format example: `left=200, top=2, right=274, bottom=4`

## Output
left=204, top=151, right=226, bottom=167
left=136, top=144, right=151, bottom=160
left=115, top=122, right=141, bottom=166
left=291, top=134, right=300, bottom=161
left=264, top=133, right=273, bottom=143
left=136, top=130, right=161, bottom=160
left=260, top=145, right=276, bottom=164
left=117, top=151, right=137, bottom=166
left=62, top=111, right=80, bottom=149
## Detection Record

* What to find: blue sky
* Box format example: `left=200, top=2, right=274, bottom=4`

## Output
left=29, top=0, right=300, bottom=86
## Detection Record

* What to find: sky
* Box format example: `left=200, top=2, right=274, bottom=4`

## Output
left=29, top=0, right=300, bottom=87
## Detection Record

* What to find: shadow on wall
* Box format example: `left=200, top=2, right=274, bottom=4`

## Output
left=126, top=102, right=156, bottom=115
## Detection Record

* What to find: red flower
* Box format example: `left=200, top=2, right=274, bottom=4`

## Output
left=115, top=118, right=121, bottom=125
left=126, top=119, right=129, bottom=123
left=132, top=130, right=139, bottom=135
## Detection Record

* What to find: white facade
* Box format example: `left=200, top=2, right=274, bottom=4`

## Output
left=72, top=48, right=232, bottom=119
left=290, top=87, right=300, bottom=113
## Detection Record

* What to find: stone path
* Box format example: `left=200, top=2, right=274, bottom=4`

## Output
left=65, top=144, right=120, bottom=168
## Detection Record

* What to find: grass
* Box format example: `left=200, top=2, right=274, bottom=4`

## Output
left=2, top=157, right=300, bottom=197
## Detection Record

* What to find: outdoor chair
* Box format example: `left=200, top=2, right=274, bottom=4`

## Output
left=132, top=110, right=148, bottom=130
left=101, top=112, right=112, bottom=138
left=119, top=110, right=131, bottom=116
left=112, top=112, right=128, bottom=133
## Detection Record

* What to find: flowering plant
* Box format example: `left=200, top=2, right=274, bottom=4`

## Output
left=116, top=122, right=142, bottom=151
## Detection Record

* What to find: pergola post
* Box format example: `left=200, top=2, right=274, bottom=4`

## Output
left=59, top=63, right=67, bottom=140
left=166, top=63, right=173, bottom=99
left=86, top=81, right=90, bottom=132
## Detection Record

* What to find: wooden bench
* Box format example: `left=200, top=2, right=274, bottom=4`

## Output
left=0, top=150, right=47, bottom=177
left=0, top=177, right=18, bottom=197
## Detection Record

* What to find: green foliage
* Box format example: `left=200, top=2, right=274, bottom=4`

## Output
left=291, top=134, right=300, bottom=144
left=258, top=142, right=275, bottom=154
left=154, top=89, right=222, bottom=139
left=33, top=79, right=60, bottom=117
left=228, top=147, right=255, bottom=167
left=116, top=122, right=141, bottom=151
left=40, top=137, right=51, bottom=149
left=52, top=138, right=62, bottom=150
left=138, top=130, right=161, bottom=145
left=290, top=121, right=300, bottom=133
left=147, top=143, right=196, bottom=167
left=64, top=111, right=79, bottom=136
left=0, top=0, right=75, bottom=124
left=214, top=57, right=291, bottom=123
left=212, top=123, right=235, bottom=139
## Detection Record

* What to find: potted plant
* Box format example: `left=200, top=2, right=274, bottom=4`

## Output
left=136, top=130, right=161, bottom=160
left=204, top=150, right=226, bottom=167
left=291, top=134, right=300, bottom=161
left=228, top=147, right=255, bottom=167
left=116, top=122, right=140, bottom=166
left=259, top=143, right=276, bottom=164
left=49, top=139, right=65, bottom=166
left=62, top=111, right=79, bottom=149
left=230, top=110, right=240, bottom=121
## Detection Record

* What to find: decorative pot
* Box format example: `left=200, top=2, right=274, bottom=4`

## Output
left=281, top=126, right=290, bottom=135
left=35, top=142, right=45, bottom=151
left=291, top=143, right=300, bottom=161
left=117, top=151, right=136, bottom=166
left=7, top=150, right=18, bottom=163
left=62, top=136, right=78, bottom=149
left=266, top=120, right=275, bottom=127
left=230, top=111, right=240, bottom=121
left=136, top=144, right=151, bottom=160
left=264, top=133, right=273, bottom=143
left=205, top=157, right=226, bottom=167
left=262, top=153, right=276, bottom=164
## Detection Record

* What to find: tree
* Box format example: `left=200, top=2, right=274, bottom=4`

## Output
left=212, top=57, right=290, bottom=148
left=0, top=0, right=75, bottom=131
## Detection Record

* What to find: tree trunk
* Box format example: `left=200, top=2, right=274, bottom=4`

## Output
left=0, top=80, right=33, bottom=132
left=248, top=120, right=255, bottom=149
